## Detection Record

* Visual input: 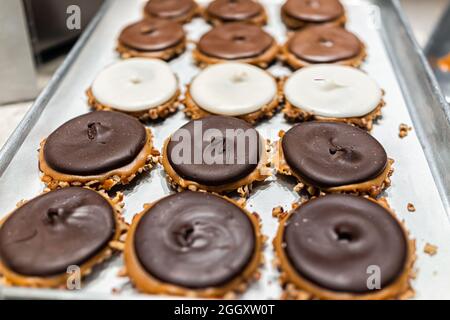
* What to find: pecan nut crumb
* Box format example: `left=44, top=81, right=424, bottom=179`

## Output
left=407, top=203, right=416, bottom=212
left=399, top=123, right=412, bottom=138
left=272, top=206, right=284, bottom=218
left=424, top=243, right=438, bottom=256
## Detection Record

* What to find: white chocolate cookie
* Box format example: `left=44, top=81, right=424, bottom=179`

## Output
left=284, top=65, right=382, bottom=118
left=190, top=62, right=277, bottom=116
left=91, top=58, right=178, bottom=112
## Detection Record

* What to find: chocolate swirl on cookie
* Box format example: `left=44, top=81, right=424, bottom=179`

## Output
left=134, top=192, right=256, bottom=288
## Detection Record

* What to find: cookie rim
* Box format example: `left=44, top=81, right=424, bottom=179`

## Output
left=86, top=87, right=180, bottom=121
left=274, top=129, right=393, bottom=197
left=39, top=128, right=159, bottom=191
left=202, top=0, right=268, bottom=26
left=183, top=71, right=284, bottom=124
left=143, top=0, right=200, bottom=24
left=273, top=196, right=416, bottom=300
left=116, top=37, right=187, bottom=61
left=124, top=192, right=265, bottom=298
left=192, top=29, right=279, bottom=69
left=280, top=30, right=366, bottom=69
left=0, top=189, right=127, bottom=288
left=280, top=5, right=347, bottom=30
left=161, top=131, right=271, bottom=197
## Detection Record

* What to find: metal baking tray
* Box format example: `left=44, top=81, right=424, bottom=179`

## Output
left=1, top=0, right=450, bottom=300
left=425, top=2, right=450, bottom=104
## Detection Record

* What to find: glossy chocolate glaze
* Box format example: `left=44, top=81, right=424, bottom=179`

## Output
left=167, top=116, right=261, bottom=186
left=282, top=122, right=387, bottom=188
left=288, top=25, right=361, bottom=63
left=134, top=191, right=255, bottom=288
left=119, top=19, right=185, bottom=51
left=0, top=187, right=115, bottom=277
left=43, top=111, right=147, bottom=176
left=144, top=0, right=197, bottom=20
left=282, top=0, right=344, bottom=22
left=207, top=0, right=263, bottom=22
left=198, top=22, right=274, bottom=59
left=283, top=194, right=407, bottom=293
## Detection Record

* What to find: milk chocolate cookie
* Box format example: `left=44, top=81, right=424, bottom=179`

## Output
left=0, top=187, right=126, bottom=288
left=162, top=116, right=271, bottom=196
left=117, top=19, right=186, bottom=60
left=124, top=191, right=264, bottom=298
left=143, top=0, right=199, bottom=24
left=204, top=0, right=267, bottom=26
left=275, top=122, right=393, bottom=197
left=281, top=0, right=346, bottom=30
left=274, top=194, right=415, bottom=300
left=39, top=111, right=159, bottom=190
left=184, top=62, right=282, bottom=124
left=283, top=65, right=384, bottom=130
left=87, top=59, right=180, bottom=121
left=193, top=22, right=278, bottom=68
left=281, top=25, right=366, bottom=69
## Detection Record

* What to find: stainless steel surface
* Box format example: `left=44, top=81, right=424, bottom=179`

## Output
left=377, top=0, right=450, bottom=214
left=0, top=0, right=38, bottom=104
left=0, top=0, right=449, bottom=299
left=400, top=0, right=450, bottom=47
left=425, top=2, right=450, bottom=103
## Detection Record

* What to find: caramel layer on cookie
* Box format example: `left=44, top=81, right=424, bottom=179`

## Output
left=275, top=122, right=393, bottom=197
left=124, top=192, right=264, bottom=298
left=273, top=195, right=415, bottom=300
left=87, top=88, right=180, bottom=121
left=40, top=128, right=158, bottom=191
left=0, top=188, right=126, bottom=288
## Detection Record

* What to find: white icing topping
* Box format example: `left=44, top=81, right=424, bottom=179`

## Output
left=190, top=62, right=277, bottom=116
left=284, top=65, right=382, bottom=118
left=91, top=58, right=178, bottom=112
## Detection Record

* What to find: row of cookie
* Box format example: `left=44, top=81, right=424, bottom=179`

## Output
left=0, top=187, right=414, bottom=300
left=88, top=59, right=383, bottom=130
left=118, top=19, right=365, bottom=70
left=38, top=110, right=391, bottom=199
left=142, top=0, right=347, bottom=29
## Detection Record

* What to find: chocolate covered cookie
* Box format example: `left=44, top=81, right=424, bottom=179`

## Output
left=204, top=0, right=267, bottom=26
left=39, top=111, right=159, bottom=190
left=275, top=122, right=393, bottom=197
left=143, top=0, right=199, bottom=24
left=117, top=19, right=186, bottom=60
left=162, top=116, right=270, bottom=196
left=281, top=25, right=366, bottom=69
left=124, top=191, right=264, bottom=298
left=0, top=187, right=126, bottom=288
left=281, top=0, right=346, bottom=30
left=273, top=194, right=415, bottom=300
left=193, top=22, right=278, bottom=68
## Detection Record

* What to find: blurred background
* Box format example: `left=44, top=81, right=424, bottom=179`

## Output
left=0, top=0, right=449, bottom=147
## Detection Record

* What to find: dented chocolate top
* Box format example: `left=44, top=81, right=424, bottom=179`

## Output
left=0, top=187, right=115, bottom=277
left=282, top=0, right=344, bottom=22
left=207, top=0, right=264, bottom=22
left=144, top=0, right=197, bottom=20
left=44, top=111, right=146, bottom=176
left=198, top=22, right=274, bottom=60
left=282, top=122, right=387, bottom=188
left=283, top=194, right=407, bottom=293
left=288, top=25, right=362, bottom=63
left=119, top=19, right=185, bottom=51
left=134, top=191, right=256, bottom=288
left=167, top=116, right=261, bottom=186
